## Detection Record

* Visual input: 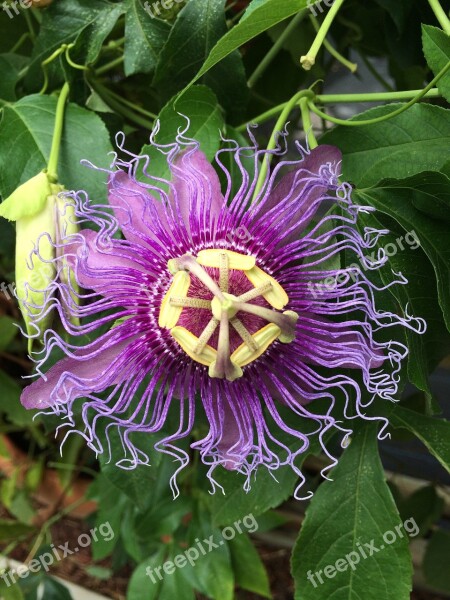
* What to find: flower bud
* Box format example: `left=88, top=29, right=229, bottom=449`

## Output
left=0, top=172, right=79, bottom=349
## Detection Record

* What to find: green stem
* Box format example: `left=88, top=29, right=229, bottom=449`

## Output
left=428, top=0, right=450, bottom=34
left=252, top=89, right=314, bottom=202
left=308, top=61, right=450, bottom=127
left=23, top=9, right=36, bottom=41
left=301, top=0, right=347, bottom=70
left=90, top=79, right=154, bottom=129
left=248, top=10, right=307, bottom=88
left=95, top=55, right=124, bottom=76
left=299, top=96, right=318, bottom=149
left=105, top=88, right=158, bottom=120
left=39, top=45, right=68, bottom=95
left=237, top=87, right=441, bottom=131
left=310, top=15, right=357, bottom=73
left=316, top=88, right=441, bottom=103
left=47, top=83, right=70, bottom=182
left=357, top=49, right=394, bottom=92
left=10, top=32, right=30, bottom=54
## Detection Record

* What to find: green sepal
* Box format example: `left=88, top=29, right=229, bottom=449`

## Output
left=0, top=172, right=52, bottom=221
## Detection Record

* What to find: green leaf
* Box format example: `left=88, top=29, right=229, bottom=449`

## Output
left=373, top=0, right=411, bottom=32
left=184, top=0, right=308, bottom=87
left=85, top=565, right=113, bottom=580
left=0, top=579, right=24, bottom=600
left=357, top=210, right=450, bottom=400
left=291, top=423, right=413, bottom=600
left=397, top=486, right=444, bottom=538
left=321, top=104, right=450, bottom=187
left=209, top=419, right=323, bottom=525
left=0, top=54, right=28, bottom=102
left=140, top=85, right=224, bottom=181
left=423, top=530, right=450, bottom=592
left=0, top=94, right=113, bottom=201
left=127, top=549, right=168, bottom=600
left=87, top=474, right=127, bottom=560
left=153, top=0, right=248, bottom=121
left=99, top=451, right=159, bottom=512
left=25, top=0, right=124, bottom=90
left=356, top=171, right=450, bottom=330
left=124, top=0, right=171, bottom=76
left=183, top=515, right=234, bottom=600
left=388, top=404, right=450, bottom=473
left=0, top=11, right=29, bottom=54
left=37, top=577, right=74, bottom=600
left=0, top=371, right=35, bottom=426
left=422, top=24, right=450, bottom=102
left=0, top=315, right=17, bottom=350
left=229, top=533, right=271, bottom=598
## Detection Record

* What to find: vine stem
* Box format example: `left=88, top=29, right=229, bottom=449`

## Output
left=236, top=88, right=441, bottom=131
left=300, top=0, right=347, bottom=70
left=248, top=10, right=307, bottom=88
left=308, top=61, right=450, bottom=127
left=47, top=82, right=70, bottom=182
left=89, top=79, right=154, bottom=129
left=299, top=96, right=318, bottom=149
left=251, top=89, right=314, bottom=202
left=95, top=55, right=124, bottom=75
left=428, top=0, right=450, bottom=34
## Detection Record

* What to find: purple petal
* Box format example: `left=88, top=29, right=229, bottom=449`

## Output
left=170, top=150, right=225, bottom=237
left=108, top=171, right=170, bottom=246
left=21, top=335, right=135, bottom=410
left=70, top=229, right=147, bottom=291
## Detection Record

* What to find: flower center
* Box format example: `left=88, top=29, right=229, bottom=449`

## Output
left=158, top=249, right=298, bottom=381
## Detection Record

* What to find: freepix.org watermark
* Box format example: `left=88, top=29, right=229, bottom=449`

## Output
left=307, top=229, right=420, bottom=299
left=146, top=513, right=258, bottom=584
left=307, top=0, right=335, bottom=17
left=306, top=517, right=419, bottom=588
left=0, top=522, right=114, bottom=586
left=1, top=0, right=47, bottom=18
left=143, top=0, right=184, bottom=18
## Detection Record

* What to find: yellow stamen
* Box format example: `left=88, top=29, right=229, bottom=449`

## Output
left=170, top=297, right=211, bottom=309
left=171, top=326, right=217, bottom=366
left=244, top=266, right=289, bottom=309
left=158, top=271, right=190, bottom=328
left=231, top=323, right=281, bottom=367
left=197, top=249, right=255, bottom=271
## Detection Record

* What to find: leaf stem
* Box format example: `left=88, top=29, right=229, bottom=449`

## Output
left=248, top=10, right=307, bottom=88
left=428, top=0, right=450, bottom=34
left=300, top=0, right=347, bottom=70
left=47, top=82, right=70, bottom=182
left=95, top=55, right=124, bottom=76
left=252, top=89, right=314, bottom=202
left=308, top=61, right=450, bottom=127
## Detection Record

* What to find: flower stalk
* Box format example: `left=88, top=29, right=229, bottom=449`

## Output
left=300, top=0, right=347, bottom=70
left=428, top=0, right=450, bottom=34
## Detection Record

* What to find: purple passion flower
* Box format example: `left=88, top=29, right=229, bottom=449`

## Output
left=21, top=127, right=424, bottom=497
